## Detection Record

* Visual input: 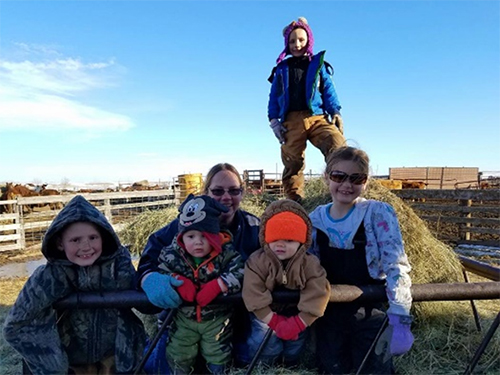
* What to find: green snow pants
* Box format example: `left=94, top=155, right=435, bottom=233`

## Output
left=166, top=312, right=233, bottom=374
left=281, top=110, right=346, bottom=201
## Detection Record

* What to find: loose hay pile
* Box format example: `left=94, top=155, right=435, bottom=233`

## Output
left=120, top=206, right=178, bottom=256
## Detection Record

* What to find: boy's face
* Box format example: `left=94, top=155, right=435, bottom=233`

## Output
left=182, top=230, right=211, bottom=258
left=269, top=240, right=301, bottom=261
left=57, top=222, right=103, bottom=266
left=288, top=28, right=308, bottom=57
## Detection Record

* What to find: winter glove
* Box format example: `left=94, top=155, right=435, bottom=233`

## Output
left=196, top=278, right=222, bottom=307
left=142, top=272, right=183, bottom=309
left=331, top=110, right=344, bottom=135
left=275, top=315, right=307, bottom=341
left=267, top=313, right=287, bottom=331
left=174, top=274, right=197, bottom=302
left=375, top=314, right=414, bottom=362
left=270, top=119, right=287, bottom=144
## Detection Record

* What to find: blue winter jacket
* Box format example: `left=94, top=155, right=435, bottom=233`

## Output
left=268, top=51, right=341, bottom=121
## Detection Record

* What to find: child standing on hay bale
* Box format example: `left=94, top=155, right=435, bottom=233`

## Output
left=3, top=195, right=146, bottom=374
left=142, top=194, right=245, bottom=374
left=242, top=199, right=330, bottom=367
left=267, top=16, right=345, bottom=203
left=309, top=146, right=414, bottom=374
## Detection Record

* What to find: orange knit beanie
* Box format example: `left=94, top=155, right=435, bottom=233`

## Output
left=265, top=211, right=307, bottom=244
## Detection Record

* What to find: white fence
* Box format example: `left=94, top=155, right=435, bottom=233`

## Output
left=0, top=189, right=178, bottom=252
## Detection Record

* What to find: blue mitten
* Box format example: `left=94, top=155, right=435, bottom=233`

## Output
left=375, top=313, right=414, bottom=362
left=142, top=272, right=183, bottom=309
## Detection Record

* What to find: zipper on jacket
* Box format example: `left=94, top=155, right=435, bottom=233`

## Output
left=282, top=246, right=303, bottom=286
left=83, top=267, right=97, bottom=361
left=308, top=53, right=325, bottom=110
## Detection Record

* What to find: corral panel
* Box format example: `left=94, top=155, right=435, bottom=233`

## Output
left=389, top=167, right=479, bottom=189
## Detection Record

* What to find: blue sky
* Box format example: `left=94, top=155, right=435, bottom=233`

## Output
left=0, top=0, right=499, bottom=185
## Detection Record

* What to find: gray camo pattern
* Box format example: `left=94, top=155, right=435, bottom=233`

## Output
left=3, top=195, right=146, bottom=374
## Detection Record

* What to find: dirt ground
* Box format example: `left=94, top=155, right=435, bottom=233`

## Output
left=0, top=244, right=42, bottom=267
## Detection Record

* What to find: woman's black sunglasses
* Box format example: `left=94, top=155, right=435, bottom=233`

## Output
left=329, top=171, right=368, bottom=185
left=209, top=188, right=243, bottom=197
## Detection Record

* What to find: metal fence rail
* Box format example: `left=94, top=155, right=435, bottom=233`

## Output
left=54, top=282, right=500, bottom=310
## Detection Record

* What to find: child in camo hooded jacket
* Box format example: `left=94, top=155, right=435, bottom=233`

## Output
left=3, top=195, right=146, bottom=374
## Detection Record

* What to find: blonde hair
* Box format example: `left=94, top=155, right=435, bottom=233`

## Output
left=202, top=163, right=243, bottom=194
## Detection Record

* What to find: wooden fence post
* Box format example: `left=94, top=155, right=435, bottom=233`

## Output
left=17, top=201, right=26, bottom=250
left=459, top=199, right=472, bottom=241
left=104, top=198, right=112, bottom=224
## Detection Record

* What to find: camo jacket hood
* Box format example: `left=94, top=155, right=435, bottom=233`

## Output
left=158, top=231, right=244, bottom=321
left=3, top=195, right=146, bottom=374
left=42, top=194, right=121, bottom=264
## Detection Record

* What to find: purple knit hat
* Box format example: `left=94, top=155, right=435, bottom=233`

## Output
left=276, top=17, right=314, bottom=64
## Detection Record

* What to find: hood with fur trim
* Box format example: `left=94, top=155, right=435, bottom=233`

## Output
left=259, top=199, right=312, bottom=257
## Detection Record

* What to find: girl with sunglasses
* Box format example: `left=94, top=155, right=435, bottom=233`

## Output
left=309, top=146, right=414, bottom=374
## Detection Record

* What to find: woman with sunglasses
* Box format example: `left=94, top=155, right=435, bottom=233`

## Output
left=137, top=162, right=260, bottom=295
left=309, top=146, right=413, bottom=375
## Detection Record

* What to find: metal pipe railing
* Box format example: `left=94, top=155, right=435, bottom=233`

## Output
left=459, top=255, right=500, bottom=281
left=53, top=282, right=500, bottom=310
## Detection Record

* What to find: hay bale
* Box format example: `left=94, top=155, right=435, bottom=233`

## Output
left=120, top=206, right=178, bottom=255
left=118, top=179, right=497, bottom=373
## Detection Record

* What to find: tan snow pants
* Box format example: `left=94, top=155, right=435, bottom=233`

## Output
left=281, top=111, right=346, bottom=201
